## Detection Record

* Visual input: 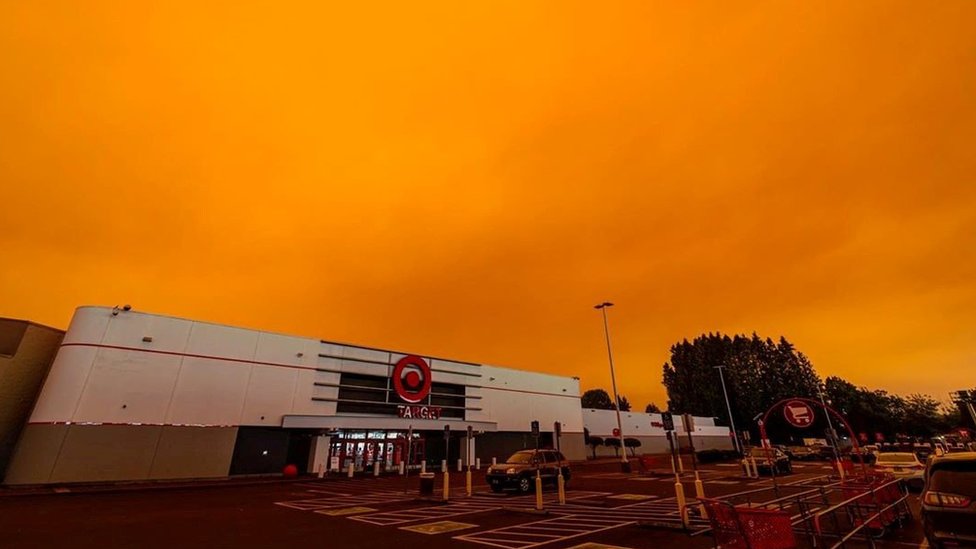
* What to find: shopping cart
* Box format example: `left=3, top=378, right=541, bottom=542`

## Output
left=700, top=498, right=797, bottom=549
left=840, top=475, right=909, bottom=537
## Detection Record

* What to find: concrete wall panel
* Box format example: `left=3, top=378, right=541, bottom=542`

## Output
left=254, top=332, right=306, bottom=367
left=241, top=365, right=298, bottom=426
left=185, top=322, right=259, bottom=361
left=0, top=322, right=63, bottom=480
left=29, top=345, right=99, bottom=423
left=3, top=423, right=68, bottom=484
left=73, top=348, right=182, bottom=424
left=480, top=365, right=582, bottom=432
left=49, top=425, right=162, bottom=483
left=102, top=312, right=192, bottom=353
left=60, top=307, right=111, bottom=346
left=166, top=357, right=251, bottom=426
left=149, top=426, right=237, bottom=479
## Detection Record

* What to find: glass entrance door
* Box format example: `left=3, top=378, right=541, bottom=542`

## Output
left=329, top=430, right=425, bottom=471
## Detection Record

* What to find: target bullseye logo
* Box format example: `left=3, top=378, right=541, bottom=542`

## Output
left=392, top=355, right=432, bottom=403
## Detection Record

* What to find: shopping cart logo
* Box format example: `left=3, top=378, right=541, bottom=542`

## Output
left=783, top=400, right=815, bottom=428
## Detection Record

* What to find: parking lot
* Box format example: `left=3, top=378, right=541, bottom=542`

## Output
left=0, top=460, right=924, bottom=549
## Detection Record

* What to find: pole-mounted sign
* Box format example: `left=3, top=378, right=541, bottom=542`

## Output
left=661, top=411, right=675, bottom=431
left=784, top=399, right=815, bottom=428
left=531, top=420, right=540, bottom=439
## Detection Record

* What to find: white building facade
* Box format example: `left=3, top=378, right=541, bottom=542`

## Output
left=4, top=306, right=733, bottom=485
left=5, top=307, right=585, bottom=484
left=581, top=408, right=734, bottom=458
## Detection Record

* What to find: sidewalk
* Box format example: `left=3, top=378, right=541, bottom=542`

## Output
left=0, top=473, right=316, bottom=497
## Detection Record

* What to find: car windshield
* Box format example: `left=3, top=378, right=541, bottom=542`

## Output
left=507, top=452, right=535, bottom=464
left=929, top=462, right=976, bottom=496
left=877, top=453, right=917, bottom=463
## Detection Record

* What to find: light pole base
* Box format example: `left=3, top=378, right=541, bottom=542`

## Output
left=620, top=460, right=631, bottom=473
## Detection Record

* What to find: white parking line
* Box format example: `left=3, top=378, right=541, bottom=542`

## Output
left=454, top=515, right=636, bottom=549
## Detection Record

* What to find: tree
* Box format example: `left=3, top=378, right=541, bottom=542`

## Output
left=617, top=395, right=632, bottom=412
left=624, top=437, right=642, bottom=456
left=587, top=436, right=604, bottom=459
left=645, top=403, right=661, bottom=413
left=662, top=333, right=821, bottom=437
left=581, top=389, right=614, bottom=410
left=823, top=376, right=960, bottom=442
left=604, top=437, right=622, bottom=457
left=900, top=394, right=943, bottom=438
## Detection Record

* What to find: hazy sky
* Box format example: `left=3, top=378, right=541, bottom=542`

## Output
left=2, top=1, right=974, bottom=410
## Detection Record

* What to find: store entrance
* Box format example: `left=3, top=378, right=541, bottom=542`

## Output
left=329, top=430, right=425, bottom=472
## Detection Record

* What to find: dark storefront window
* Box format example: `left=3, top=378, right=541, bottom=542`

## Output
left=334, top=372, right=469, bottom=418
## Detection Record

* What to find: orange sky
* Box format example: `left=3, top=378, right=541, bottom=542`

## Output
left=2, top=2, right=975, bottom=410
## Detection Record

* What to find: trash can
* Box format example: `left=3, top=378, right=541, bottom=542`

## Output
left=419, top=473, right=435, bottom=496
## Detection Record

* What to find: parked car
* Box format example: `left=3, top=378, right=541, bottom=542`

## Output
left=875, top=452, right=925, bottom=491
left=485, top=449, right=570, bottom=493
left=809, top=444, right=836, bottom=460
left=846, top=447, right=878, bottom=465
left=747, top=447, right=793, bottom=475
left=922, top=452, right=976, bottom=548
left=772, top=444, right=795, bottom=461
left=787, top=446, right=820, bottom=461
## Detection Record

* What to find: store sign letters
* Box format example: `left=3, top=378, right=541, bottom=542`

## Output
left=397, top=405, right=443, bottom=419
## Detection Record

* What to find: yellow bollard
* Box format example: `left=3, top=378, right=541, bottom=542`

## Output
left=557, top=471, right=566, bottom=505
left=677, top=455, right=685, bottom=474
left=694, top=471, right=707, bottom=518
left=466, top=469, right=472, bottom=497
left=443, top=471, right=450, bottom=501
left=347, top=462, right=354, bottom=478
left=674, top=476, right=689, bottom=529
left=749, top=457, right=758, bottom=478
left=837, top=459, right=846, bottom=481
left=535, top=473, right=544, bottom=511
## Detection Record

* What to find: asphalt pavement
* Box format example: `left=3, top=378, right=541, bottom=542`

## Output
left=0, top=459, right=924, bottom=549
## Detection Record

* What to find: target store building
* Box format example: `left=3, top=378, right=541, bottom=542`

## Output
left=3, top=307, right=587, bottom=484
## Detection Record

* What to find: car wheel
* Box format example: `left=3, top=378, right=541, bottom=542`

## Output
left=518, top=476, right=532, bottom=493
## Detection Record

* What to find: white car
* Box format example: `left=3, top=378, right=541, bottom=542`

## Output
left=875, top=452, right=925, bottom=490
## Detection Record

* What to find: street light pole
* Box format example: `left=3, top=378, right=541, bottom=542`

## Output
left=595, top=302, right=629, bottom=472
left=819, top=386, right=841, bottom=463
left=714, top=364, right=740, bottom=455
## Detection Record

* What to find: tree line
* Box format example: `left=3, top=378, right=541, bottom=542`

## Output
left=582, top=332, right=967, bottom=442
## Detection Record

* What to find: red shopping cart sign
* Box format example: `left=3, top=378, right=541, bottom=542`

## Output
left=783, top=400, right=815, bottom=428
